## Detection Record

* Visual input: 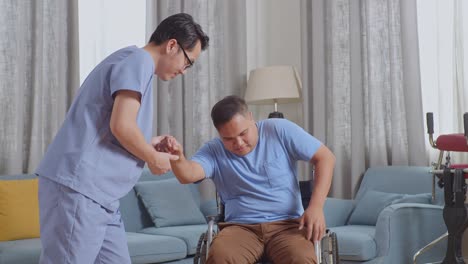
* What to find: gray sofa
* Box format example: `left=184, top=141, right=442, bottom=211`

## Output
left=0, top=170, right=216, bottom=264
left=324, top=166, right=447, bottom=264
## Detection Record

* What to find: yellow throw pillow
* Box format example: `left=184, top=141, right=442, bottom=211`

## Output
left=0, top=178, right=40, bottom=241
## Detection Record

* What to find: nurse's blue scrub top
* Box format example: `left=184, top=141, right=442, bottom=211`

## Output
left=36, top=46, right=154, bottom=211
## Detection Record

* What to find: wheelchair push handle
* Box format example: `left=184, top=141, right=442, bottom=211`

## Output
left=464, top=112, right=468, bottom=144
left=427, top=112, right=434, bottom=135
left=426, top=112, right=437, bottom=148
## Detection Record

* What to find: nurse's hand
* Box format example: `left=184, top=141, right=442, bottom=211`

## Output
left=147, top=151, right=179, bottom=175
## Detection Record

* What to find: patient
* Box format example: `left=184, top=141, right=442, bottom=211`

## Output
left=164, top=95, right=335, bottom=264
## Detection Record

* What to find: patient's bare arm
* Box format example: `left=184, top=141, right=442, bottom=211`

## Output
left=299, top=145, right=336, bottom=242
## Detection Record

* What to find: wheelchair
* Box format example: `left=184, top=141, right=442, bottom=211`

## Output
left=413, top=112, right=468, bottom=264
left=193, top=194, right=339, bottom=264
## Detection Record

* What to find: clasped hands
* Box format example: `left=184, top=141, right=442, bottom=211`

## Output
left=147, top=135, right=182, bottom=175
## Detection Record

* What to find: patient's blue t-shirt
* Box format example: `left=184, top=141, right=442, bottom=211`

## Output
left=35, top=46, right=154, bottom=211
left=192, top=118, right=322, bottom=224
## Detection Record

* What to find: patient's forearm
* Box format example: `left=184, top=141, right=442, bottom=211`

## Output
left=170, top=157, right=205, bottom=184
left=309, top=160, right=334, bottom=209
left=309, top=146, right=335, bottom=209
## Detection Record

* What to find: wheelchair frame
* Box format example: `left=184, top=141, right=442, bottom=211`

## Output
left=193, top=195, right=339, bottom=264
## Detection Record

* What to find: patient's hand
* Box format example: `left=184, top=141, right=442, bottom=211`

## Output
left=166, top=138, right=183, bottom=157
left=154, top=136, right=172, bottom=153
left=299, top=204, right=326, bottom=242
left=152, top=135, right=182, bottom=157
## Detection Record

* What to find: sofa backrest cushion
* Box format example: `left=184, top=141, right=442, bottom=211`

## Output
left=119, top=169, right=203, bottom=232
left=347, top=190, right=404, bottom=225
left=354, top=166, right=443, bottom=205
left=134, top=177, right=206, bottom=227
left=0, top=178, right=40, bottom=241
left=119, top=186, right=153, bottom=232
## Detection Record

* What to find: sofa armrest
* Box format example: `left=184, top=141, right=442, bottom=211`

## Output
left=324, top=198, right=354, bottom=227
left=374, top=203, right=446, bottom=264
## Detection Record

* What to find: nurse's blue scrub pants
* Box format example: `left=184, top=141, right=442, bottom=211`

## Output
left=38, top=177, right=131, bottom=264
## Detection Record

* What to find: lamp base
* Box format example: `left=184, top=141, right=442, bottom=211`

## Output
left=268, top=111, right=284, bottom=119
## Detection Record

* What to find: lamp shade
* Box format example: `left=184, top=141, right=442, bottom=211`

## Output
left=244, top=65, right=302, bottom=104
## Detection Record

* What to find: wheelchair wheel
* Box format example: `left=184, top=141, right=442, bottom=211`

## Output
left=321, top=231, right=339, bottom=264
left=194, top=231, right=216, bottom=264
left=194, top=233, right=206, bottom=264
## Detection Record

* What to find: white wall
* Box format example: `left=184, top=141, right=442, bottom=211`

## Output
left=78, top=0, right=146, bottom=84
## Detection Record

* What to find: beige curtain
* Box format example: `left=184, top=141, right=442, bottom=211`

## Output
left=0, top=0, right=79, bottom=174
left=301, top=0, right=427, bottom=198
left=146, top=0, right=247, bottom=200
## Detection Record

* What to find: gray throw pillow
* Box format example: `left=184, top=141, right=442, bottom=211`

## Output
left=134, top=178, right=206, bottom=227
left=347, top=190, right=404, bottom=225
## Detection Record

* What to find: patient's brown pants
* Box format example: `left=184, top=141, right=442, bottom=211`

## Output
left=206, top=219, right=317, bottom=264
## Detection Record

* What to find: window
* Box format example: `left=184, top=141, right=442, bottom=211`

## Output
left=417, top=0, right=468, bottom=163
left=78, top=0, right=146, bottom=84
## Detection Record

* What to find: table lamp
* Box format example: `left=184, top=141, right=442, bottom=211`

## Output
left=244, top=65, right=302, bottom=118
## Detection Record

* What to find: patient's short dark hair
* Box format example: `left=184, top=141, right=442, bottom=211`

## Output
left=211, top=95, right=248, bottom=130
left=149, top=13, right=209, bottom=51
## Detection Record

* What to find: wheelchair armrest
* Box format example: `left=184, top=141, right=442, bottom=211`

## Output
left=200, top=199, right=218, bottom=219
left=324, top=197, right=354, bottom=227
left=374, top=203, right=445, bottom=263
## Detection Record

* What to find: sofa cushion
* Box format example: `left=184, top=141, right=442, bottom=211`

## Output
left=141, top=224, right=207, bottom=255
left=0, top=178, right=40, bottom=241
left=163, top=258, right=195, bottom=264
left=134, top=178, right=206, bottom=227
left=0, top=238, right=42, bottom=263
left=0, top=233, right=189, bottom=264
left=348, top=190, right=403, bottom=225
left=391, top=193, right=432, bottom=204
left=329, top=225, right=377, bottom=261
left=126, top=232, right=187, bottom=263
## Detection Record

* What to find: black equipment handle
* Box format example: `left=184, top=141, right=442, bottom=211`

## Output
left=427, top=112, right=434, bottom=135
left=464, top=112, right=468, bottom=138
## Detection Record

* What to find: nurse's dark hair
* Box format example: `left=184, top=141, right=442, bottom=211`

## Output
left=211, top=95, right=248, bottom=130
left=148, top=13, right=209, bottom=51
